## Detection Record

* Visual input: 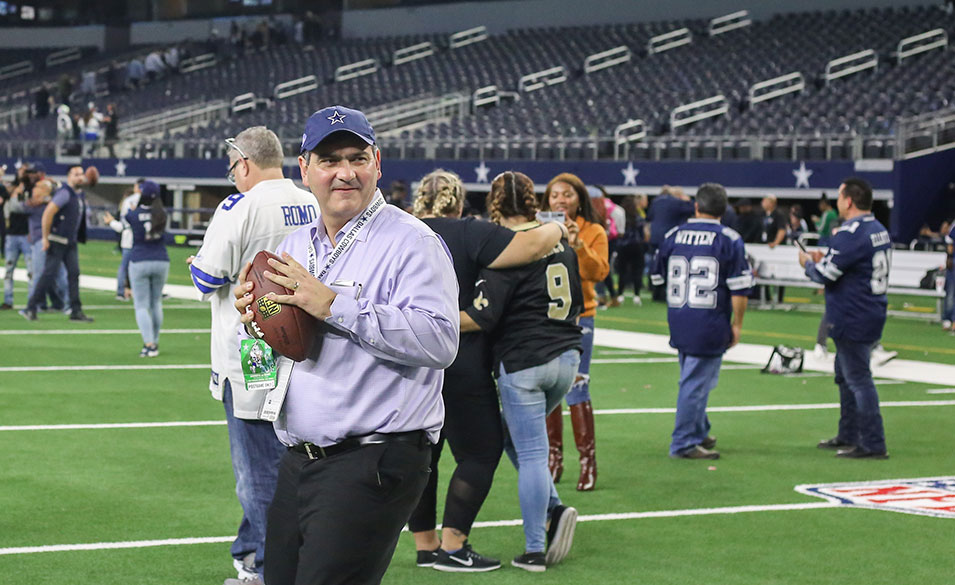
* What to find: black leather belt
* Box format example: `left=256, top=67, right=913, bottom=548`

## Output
left=290, top=430, right=429, bottom=460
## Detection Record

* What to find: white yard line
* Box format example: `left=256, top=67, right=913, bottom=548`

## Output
left=926, top=388, right=955, bottom=394
left=595, top=329, right=955, bottom=386
left=593, top=400, right=955, bottom=415
left=4, top=401, right=954, bottom=432
left=0, top=502, right=838, bottom=556
left=591, top=357, right=678, bottom=364
left=0, top=329, right=209, bottom=335
left=0, top=420, right=225, bottom=432
left=0, top=364, right=210, bottom=373
left=595, top=349, right=647, bottom=356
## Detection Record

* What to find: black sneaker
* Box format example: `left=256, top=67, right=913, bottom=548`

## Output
left=69, top=311, right=94, bottom=322
left=415, top=547, right=439, bottom=568
left=19, top=308, right=37, bottom=321
left=836, top=446, right=889, bottom=460
left=671, top=445, right=719, bottom=460
left=817, top=437, right=853, bottom=450
left=0, top=303, right=12, bottom=310
left=433, top=542, right=501, bottom=572
left=545, top=505, right=578, bottom=566
left=511, top=551, right=546, bottom=573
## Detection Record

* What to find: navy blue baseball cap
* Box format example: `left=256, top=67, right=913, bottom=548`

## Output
left=300, top=105, right=376, bottom=155
left=139, top=180, right=160, bottom=201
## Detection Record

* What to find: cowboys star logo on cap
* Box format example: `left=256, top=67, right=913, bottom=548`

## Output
left=327, top=110, right=347, bottom=125
left=300, top=105, right=376, bottom=155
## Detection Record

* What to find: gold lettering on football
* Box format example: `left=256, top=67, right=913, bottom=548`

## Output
left=256, top=297, right=282, bottom=319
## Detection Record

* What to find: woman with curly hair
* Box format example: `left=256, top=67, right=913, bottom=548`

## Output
left=460, top=171, right=582, bottom=571
left=540, top=172, right=610, bottom=491
left=407, top=169, right=568, bottom=572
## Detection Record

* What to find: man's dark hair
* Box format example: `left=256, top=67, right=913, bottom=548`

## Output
left=842, top=177, right=873, bottom=211
left=695, top=182, right=727, bottom=218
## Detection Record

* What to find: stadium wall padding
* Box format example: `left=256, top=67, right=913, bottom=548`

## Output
left=12, top=154, right=947, bottom=243
left=892, top=149, right=955, bottom=242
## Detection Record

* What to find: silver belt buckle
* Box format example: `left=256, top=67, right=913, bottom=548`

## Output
left=303, top=443, right=325, bottom=459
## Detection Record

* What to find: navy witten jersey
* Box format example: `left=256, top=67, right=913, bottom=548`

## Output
left=805, top=214, right=891, bottom=343
left=466, top=228, right=583, bottom=374
left=650, top=219, right=753, bottom=356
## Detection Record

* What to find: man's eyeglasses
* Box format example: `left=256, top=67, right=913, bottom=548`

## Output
left=224, top=138, right=250, bottom=185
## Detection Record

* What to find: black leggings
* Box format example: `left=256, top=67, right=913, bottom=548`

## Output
left=407, top=379, right=503, bottom=535
left=615, top=243, right=645, bottom=295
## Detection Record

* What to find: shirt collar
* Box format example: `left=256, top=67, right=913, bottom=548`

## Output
left=688, top=218, right=720, bottom=225
left=510, top=220, right=541, bottom=232
left=310, top=188, right=385, bottom=247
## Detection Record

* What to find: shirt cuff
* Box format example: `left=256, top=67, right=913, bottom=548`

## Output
left=327, top=294, right=360, bottom=331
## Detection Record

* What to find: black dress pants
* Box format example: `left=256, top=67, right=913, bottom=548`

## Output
left=265, top=439, right=431, bottom=585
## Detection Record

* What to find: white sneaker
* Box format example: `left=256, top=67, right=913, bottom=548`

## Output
left=232, top=554, right=257, bottom=581
left=943, top=320, right=952, bottom=330
left=812, top=343, right=828, bottom=361
left=871, top=344, right=898, bottom=366
left=224, top=577, right=263, bottom=585
left=632, top=295, right=642, bottom=306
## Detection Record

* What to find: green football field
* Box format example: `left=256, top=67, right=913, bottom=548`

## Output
left=2, top=241, right=953, bottom=584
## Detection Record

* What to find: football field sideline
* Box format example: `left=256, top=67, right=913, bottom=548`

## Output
left=2, top=400, right=954, bottom=432
left=0, top=502, right=840, bottom=557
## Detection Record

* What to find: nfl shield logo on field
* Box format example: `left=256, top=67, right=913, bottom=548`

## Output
left=795, top=477, right=955, bottom=519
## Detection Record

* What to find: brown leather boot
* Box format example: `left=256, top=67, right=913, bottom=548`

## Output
left=570, top=401, right=597, bottom=491
left=546, top=406, right=564, bottom=483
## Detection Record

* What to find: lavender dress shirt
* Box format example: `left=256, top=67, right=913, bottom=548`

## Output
left=272, top=193, right=459, bottom=447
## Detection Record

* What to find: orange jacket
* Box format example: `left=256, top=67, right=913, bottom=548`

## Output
left=573, top=216, right=610, bottom=317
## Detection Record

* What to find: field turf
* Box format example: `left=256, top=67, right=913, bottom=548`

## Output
left=1, top=241, right=953, bottom=584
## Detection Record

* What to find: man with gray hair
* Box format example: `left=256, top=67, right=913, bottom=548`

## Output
left=651, top=183, right=753, bottom=459
left=189, top=126, right=318, bottom=585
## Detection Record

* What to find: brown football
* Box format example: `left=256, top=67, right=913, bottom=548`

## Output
left=84, top=166, right=99, bottom=187
left=247, top=250, right=318, bottom=362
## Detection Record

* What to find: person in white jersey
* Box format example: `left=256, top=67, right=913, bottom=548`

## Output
left=188, top=126, right=318, bottom=585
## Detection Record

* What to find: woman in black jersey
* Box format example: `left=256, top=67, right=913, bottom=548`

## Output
left=407, top=169, right=567, bottom=572
left=461, top=171, right=584, bottom=572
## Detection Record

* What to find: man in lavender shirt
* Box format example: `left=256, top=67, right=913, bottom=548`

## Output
left=234, top=105, right=459, bottom=585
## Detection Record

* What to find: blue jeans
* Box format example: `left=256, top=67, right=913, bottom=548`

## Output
left=498, top=348, right=580, bottom=553
left=116, top=248, right=132, bottom=297
left=833, top=337, right=887, bottom=453
left=129, top=260, right=168, bottom=345
left=670, top=352, right=722, bottom=456
left=30, top=239, right=67, bottom=309
left=565, top=315, right=594, bottom=405
left=4, top=234, right=31, bottom=306
left=222, top=379, right=286, bottom=575
left=944, top=267, right=955, bottom=323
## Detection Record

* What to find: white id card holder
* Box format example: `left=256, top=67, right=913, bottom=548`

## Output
left=259, top=356, right=294, bottom=422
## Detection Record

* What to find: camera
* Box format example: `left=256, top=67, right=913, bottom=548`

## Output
left=12, top=166, right=40, bottom=190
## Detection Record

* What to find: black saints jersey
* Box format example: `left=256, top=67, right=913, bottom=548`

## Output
left=466, top=229, right=583, bottom=374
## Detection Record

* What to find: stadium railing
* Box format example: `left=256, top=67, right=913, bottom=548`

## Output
left=746, top=241, right=947, bottom=319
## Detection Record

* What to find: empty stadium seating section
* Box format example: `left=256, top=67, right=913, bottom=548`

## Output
left=1, top=3, right=953, bottom=161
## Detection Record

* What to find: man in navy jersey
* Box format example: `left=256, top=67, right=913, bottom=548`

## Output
left=943, top=219, right=954, bottom=331
left=800, top=177, right=891, bottom=459
left=651, top=183, right=752, bottom=460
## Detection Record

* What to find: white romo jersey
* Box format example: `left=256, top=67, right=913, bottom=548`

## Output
left=190, top=178, right=317, bottom=419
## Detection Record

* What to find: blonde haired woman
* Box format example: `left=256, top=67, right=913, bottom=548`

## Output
left=407, top=169, right=568, bottom=571
left=541, top=172, right=610, bottom=491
